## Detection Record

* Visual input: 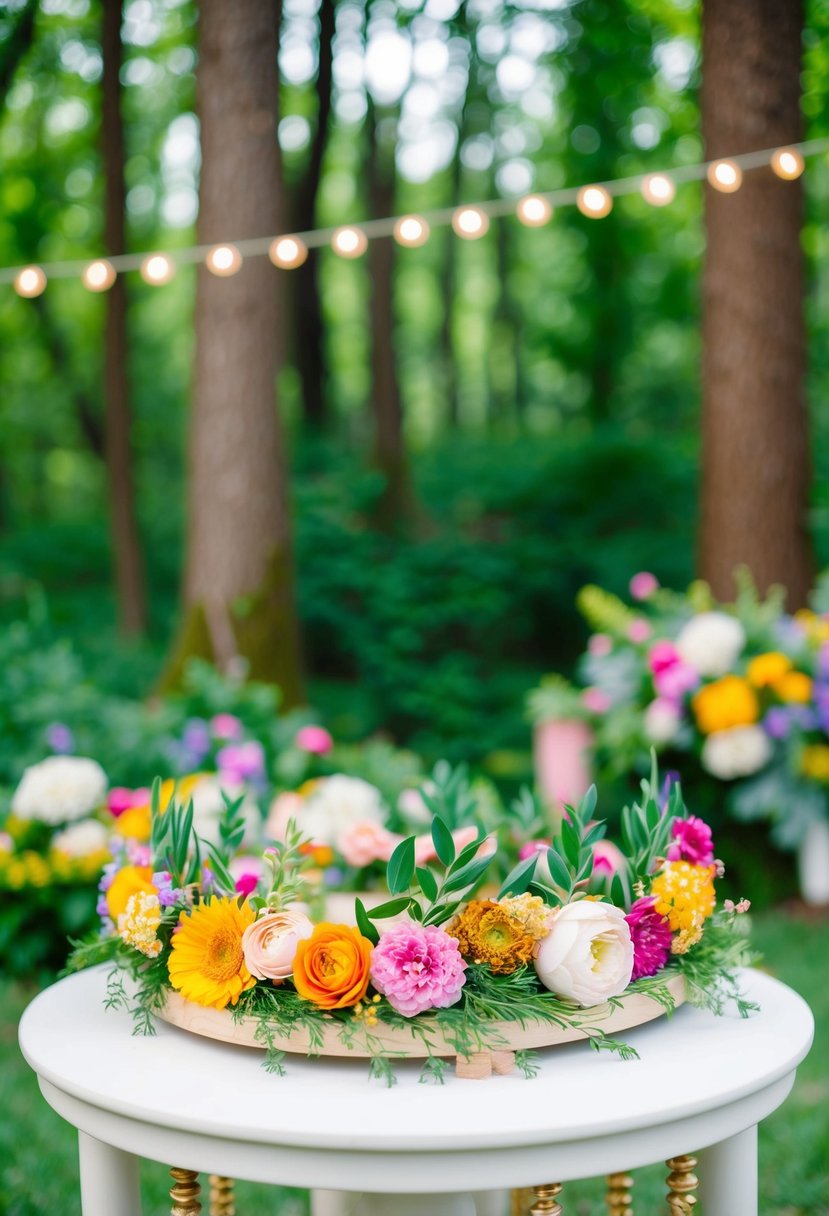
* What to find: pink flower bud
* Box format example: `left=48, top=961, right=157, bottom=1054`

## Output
left=295, top=725, right=334, bottom=755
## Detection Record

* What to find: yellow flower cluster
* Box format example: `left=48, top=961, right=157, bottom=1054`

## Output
left=0, top=848, right=109, bottom=890
left=118, top=891, right=163, bottom=959
left=746, top=651, right=792, bottom=688
left=692, top=676, right=758, bottom=735
left=650, top=861, right=716, bottom=935
left=802, top=744, right=829, bottom=783
left=794, top=609, right=829, bottom=644
left=498, top=892, right=552, bottom=941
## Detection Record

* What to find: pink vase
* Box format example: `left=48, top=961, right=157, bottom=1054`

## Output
left=533, top=718, right=594, bottom=809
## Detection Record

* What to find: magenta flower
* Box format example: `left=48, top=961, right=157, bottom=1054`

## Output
left=667, top=815, right=715, bottom=866
left=625, top=897, right=673, bottom=980
left=295, top=725, right=334, bottom=755
left=107, top=786, right=150, bottom=817
left=518, top=838, right=551, bottom=861
left=630, top=572, right=659, bottom=601
left=217, top=740, right=265, bottom=782
left=653, top=661, right=699, bottom=701
left=592, top=839, right=625, bottom=877
left=370, top=922, right=467, bottom=1017
left=211, top=713, right=243, bottom=741
left=649, top=640, right=680, bottom=674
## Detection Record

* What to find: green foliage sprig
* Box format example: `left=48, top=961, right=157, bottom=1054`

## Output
left=498, top=785, right=607, bottom=908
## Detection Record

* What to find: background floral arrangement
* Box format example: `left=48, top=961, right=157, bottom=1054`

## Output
left=69, top=765, right=755, bottom=1083
left=528, top=571, right=829, bottom=863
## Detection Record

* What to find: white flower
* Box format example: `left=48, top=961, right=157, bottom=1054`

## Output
left=300, top=775, right=386, bottom=847
left=11, top=757, right=107, bottom=825
left=534, top=900, right=634, bottom=1006
left=675, top=612, right=745, bottom=677
left=701, top=726, right=772, bottom=780
left=644, top=698, right=681, bottom=745
left=51, top=818, right=110, bottom=858
left=188, top=776, right=262, bottom=847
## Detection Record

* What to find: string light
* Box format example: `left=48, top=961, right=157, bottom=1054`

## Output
left=140, top=253, right=175, bottom=285
left=82, top=259, right=116, bottom=291
left=641, top=174, right=676, bottom=207
left=269, top=236, right=308, bottom=268
left=771, top=147, right=804, bottom=180
left=393, top=215, right=430, bottom=247
left=707, top=160, right=742, bottom=193
left=13, top=266, right=47, bottom=297
left=577, top=185, right=612, bottom=218
left=516, top=195, right=552, bottom=226
left=332, top=226, right=368, bottom=258
left=452, top=206, right=489, bottom=239
left=206, top=244, right=242, bottom=276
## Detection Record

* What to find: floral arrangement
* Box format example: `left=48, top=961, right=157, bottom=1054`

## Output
left=68, top=764, right=755, bottom=1083
left=528, top=572, right=829, bottom=854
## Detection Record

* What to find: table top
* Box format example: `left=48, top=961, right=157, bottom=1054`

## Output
left=19, top=966, right=813, bottom=1155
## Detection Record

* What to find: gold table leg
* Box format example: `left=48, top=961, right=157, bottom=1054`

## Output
left=209, top=1175, right=235, bottom=1216
left=170, top=1167, right=202, bottom=1215
left=666, top=1155, right=698, bottom=1214
left=606, top=1171, right=633, bottom=1215
left=529, top=1182, right=563, bottom=1215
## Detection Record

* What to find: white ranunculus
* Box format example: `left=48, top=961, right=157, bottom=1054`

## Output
left=534, top=900, right=634, bottom=1007
left=51, top=818, right=109, bottom=858
left=300, top=775, right=386, bottom=846
left=11, top=757, right=107, bottom=825
left=700, top=726, right=772, bottom=780
left=644, top=698, right=681, bottom=745
left=675, top=612, right=745, bottom=677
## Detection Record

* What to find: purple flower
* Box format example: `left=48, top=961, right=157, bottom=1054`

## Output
left=182, top=718, right=211, bottom=760
left=46, top=723, right=75, bottom=754
left=370, top=922, right=467, bottom=1017
left=625, top=897, right=673, bottom=980
left=667, top=815, right=714, bottom=866
left=659, top=770, right=681, bottom=811
left=152, top=870, right=181, bottom=907
left=763, top=706, right=792, bottom=739
left=217, top=741, right=265, bottom=783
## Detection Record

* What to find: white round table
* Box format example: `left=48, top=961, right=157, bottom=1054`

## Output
left=18, top=966, right=813, bottom=1216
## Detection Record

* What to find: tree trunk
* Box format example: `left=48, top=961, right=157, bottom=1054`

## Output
left=102, top=0, right=147, bottom=635
left=169, top=0, right=304, bottom=704
left=700, top=0, right=813, bottom=608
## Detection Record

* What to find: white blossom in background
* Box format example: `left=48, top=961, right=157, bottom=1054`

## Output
left=52, top=818, right=109, bottom=858
left=300, top=775, right=386, bottom=847
left=11, top=757, right=107, bottom=825
left=644, top=698, right=682, bottom=745
left=701, top=726, right=772, bottom=780
left=188, top=776, right=261, bottom=848
left=675, top=612, right=746, bottom=677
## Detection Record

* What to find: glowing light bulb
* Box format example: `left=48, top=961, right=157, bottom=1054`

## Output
left=269, top=236, right=308, bottom=269
left=13, top=266, right=47, bottom=297
left=332, top=227, right=368, bottom=258
left=393, top=215, right=430, bottom=247
left=641, top=174, right=676, bottom=207
left=206, top=244, right=242, bottom=276
left=770, top=148, right=804, bottom=181
left=516, top=195, right=552, bottom=227
left=577, top=185, right=612, bottom=218
left=82, top=259, right=116, bottom=292
left=140, top=254, right=175, bottom=285
left=452, top=207, right=489, bottom=238
left=707, top=160, right=742, bottom=193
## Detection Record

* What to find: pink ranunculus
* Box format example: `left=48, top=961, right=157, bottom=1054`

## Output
left=217, top=741, right=265, bottom=783
left=625, top=896, right=673, bottom=981
left=588, top=633, right=613, bottom=657
left=337, top=820, right=398, bottom=868
left=653, top=660, right=699, bottom=701
left=630, top=571, right=659, bottom=601
left=265, top=791, right=305, bottom=841
left=413, top=826, right=496, bottom=867
left=667, top=815, right=715, bottom=866
left=230, top=854, right=266, bottom=897
left=648, top=640, right=680, bottom=675
left=211, top=713, right=243, bottom=740
left=582, top=687, right=612, bottom=715
left=519, top=838, right=551, bottom=861
left=242, top=909, right=314, bottom=982
left=627, top=618, right=652, bottom=644
left=591, top=838, right=625, bottom=877
left=370, top=921, right=467, bottom=1016
left=295, top=725, right=334, bottom=755
left=107, top=787, right=149, bottom=818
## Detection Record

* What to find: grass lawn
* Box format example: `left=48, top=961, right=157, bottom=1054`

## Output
left=1, top=906, right=826, bottom=1215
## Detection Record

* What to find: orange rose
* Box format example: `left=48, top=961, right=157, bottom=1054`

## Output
left=292, top=922, right=373, bottom=1009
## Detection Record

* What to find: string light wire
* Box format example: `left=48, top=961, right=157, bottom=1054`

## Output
left=3, top=138, right=827, bottom=290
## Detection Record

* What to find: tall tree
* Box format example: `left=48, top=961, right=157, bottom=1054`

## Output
left=102, top=0, right=147, bottom=635
left=169, top=0, right=303, bottom=703
left=700, top=0, right=813, bottom=606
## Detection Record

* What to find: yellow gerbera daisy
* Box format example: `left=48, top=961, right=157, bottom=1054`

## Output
left=168, top=897, right=256, bottom=1009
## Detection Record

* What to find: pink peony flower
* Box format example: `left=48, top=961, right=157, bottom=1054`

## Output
left=628, top=618, right=652, bottom=644
left=630, top=572, right=659, bottom=601
left=649, top=640, right=680, bottom=675
left=370, top=921, right=467, bottom=1016
left=519, top=838, right=551, bottom=861
left=588, top=633, right=613, bottom=657
left=654, top=661, right=699, bottom=701
left=337, top=820, right=398, bottom=868
left=242, top=908, right=314, bottom=982
left=217, top=741, right=265, bottom=783
left=591, top=838, right=625, bottom=877
left=211, top=713, right=243, bottom=740
left=582, top=687, right=612, bottom=714
left=625, top=896, right=673, bottom=980
left=667, top=815, right=715, bottom=866
left=295, top=725, right=334, bottom=755
left=107, top=787, right=149, bottom=818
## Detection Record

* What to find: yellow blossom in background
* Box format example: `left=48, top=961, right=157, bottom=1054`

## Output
left=119, top=891, right=163, bottom=958
left=794, top=609, right=829, bottom=643
left=692, top=676, right=758, bottom=734
left=117, top=774, right=205, bottom=841
left=802, top=744, right=829, bottom=783
left=168, top=897, right=256, bottom=1009
left=106, top=864, right=156, bottom=920
left=450, top=900, right=537, bottom=974
left=746, top=652, right=793, bottom=688
left=775, top=671, right=813, bottom=704
left=651, top=861, right=716, bottom=934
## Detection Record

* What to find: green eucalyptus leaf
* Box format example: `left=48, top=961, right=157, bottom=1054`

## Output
left=560, top=818, right=581, bottom=868
left=431, top=816, right=456, bottom=867
left=366, top=896, right=413, bottom=920
left=355, top=898, right=380, bottom=945
left=387, top=835, right=416, bottom=895
left=416, top=865, right=439, bottom=902
left=442, top=852, right=493, bottom=895
left=498, top=853, right=539, bottom=899
left=545, top=847, right=572, bottom=891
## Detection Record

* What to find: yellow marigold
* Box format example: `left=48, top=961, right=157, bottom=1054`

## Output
left=498, top=893, right=551, bottom=941
left=775, top=671, right=813, bottom=704
left=802, top=744, right=829, bottom=783
left=794, top=609, right=829, bottom=643
left=746, top=652, right=792, bottom=688
left=119, top=891, right=163, bottom=958
left=117, top=775, right=205, bottom=842
left=168, top=897, right=256, bottom=1009
left=692, top=676, right=758, bottom=735
left=449, top=900, right=537, bottom=974
left=651, top=861, right=716, bottom=934
left=106, top=864, right=156, bottom=920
